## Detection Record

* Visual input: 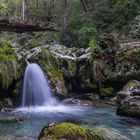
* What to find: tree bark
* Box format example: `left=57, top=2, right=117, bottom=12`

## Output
left=0, top=19, right=59, bottom=33
left=79, top=0, right=88, bottom=12
left=64, top=0, right=72, bottom=30
left=21, top=0, right=27, bottom=21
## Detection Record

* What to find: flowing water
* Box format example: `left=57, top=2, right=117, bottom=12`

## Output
left=0, top=63, right=140, bottom=139
left=0, top=106, right=140, bottom=140
left=22, top=63, right=57, bottom=106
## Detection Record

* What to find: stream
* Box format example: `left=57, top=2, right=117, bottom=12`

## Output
left=0, top=105, right=140, bottom=140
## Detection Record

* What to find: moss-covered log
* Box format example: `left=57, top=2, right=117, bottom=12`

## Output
left=0, top=19, right=59, bottom=33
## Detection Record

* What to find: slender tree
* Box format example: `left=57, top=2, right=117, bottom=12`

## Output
left=64, top=0, right=72, bottom=29
left=21, top=0, right=27, bottom=20
left=79, top=0, right=88, bottom=12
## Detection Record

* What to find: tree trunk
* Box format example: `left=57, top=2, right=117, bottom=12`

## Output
left=64, top=0, right=72, bottom=30
left=79, top=0, right=88, bottom=12
left=21, top=0, right=27, bottom=21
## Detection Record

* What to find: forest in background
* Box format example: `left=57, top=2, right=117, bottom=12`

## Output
left=0, top=0, right=139, bottom=48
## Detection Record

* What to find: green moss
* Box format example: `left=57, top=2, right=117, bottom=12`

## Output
left=92, top=59, right=106, bottom=88
left=115, top=49, right=140, bottom=65
left=0, top=101, right=4, bottom=108
left=0, top=42, right=21, bottom=89
left=123, top=83, right=135, bottom=91
left=39, top=123, right=93, bottom=140
left=130, top=50, right=140, bottom=65
left=58, top=58, right=77, bottom=78
left=84, top=126, right=128, bottom=140
left=38, top=49, right=68, bottom=96
left=90, top=45, right=101, bottom=61
left=38, top=123, right=129, bottom=140
left=86, top=81, right=97, bottom=90
left=100, top=87, right=114, bottom=97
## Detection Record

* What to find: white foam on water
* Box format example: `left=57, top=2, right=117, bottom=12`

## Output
left=14, top=104, right=86, bottom=115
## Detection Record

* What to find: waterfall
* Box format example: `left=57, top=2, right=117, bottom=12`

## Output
left=22, top=63, right=57, bottom=106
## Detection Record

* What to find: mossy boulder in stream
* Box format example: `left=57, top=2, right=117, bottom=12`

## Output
left=116, top=80, right=140, bottom=118
left=38, top=123, right=129, bottom=140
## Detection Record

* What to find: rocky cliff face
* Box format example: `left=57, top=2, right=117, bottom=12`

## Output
left=0, top=34, right=140, bottom=104
left=25, top=41, right=140, bottom=98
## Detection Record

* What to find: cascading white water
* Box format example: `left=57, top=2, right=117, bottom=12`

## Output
left=16, top=62, right=84, bottom=114
left=22, top=63, right=57, bottom=106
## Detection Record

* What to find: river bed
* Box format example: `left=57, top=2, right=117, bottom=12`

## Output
left=0, top=105, right=140, bottom=140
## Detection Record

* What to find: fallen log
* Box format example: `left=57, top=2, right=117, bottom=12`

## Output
left=0, top=18, right=59, bottom=33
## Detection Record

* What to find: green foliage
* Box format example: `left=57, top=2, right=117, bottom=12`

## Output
left=0, top=0, right=21, bottom=19
left=0, top=0, right=139, bottom=47
left=115, top=47, right=140, bottom=65
left=0, top=42, right=20, bottom=89
left=39, top=123, right=129, bottom=140
left=42, top=123, right=93, bottom=140
left=38, top=48, right=68, bottom=96
left=89, top=39, right=101, bottom=59
left=125, top=15, right=140, bottom=39
left=110, top=0, right=139, bottom=28
left=0, top=101, right=3, bottom=108
left=100, top=87, right=114, bottom=97
left=78, top=25, right=97, bottom=48
left=92, top=59, right=106, bottom=87
left=89, top=39, right=98, bottom=48
left=123, top=83, right=135, bottom=91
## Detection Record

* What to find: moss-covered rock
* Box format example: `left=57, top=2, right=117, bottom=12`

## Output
left=116, top=80, right=140, bottom=118
left=38, top=123, right=129, bottom=140
left=0, top=42, right=21, bottom=89
left=49, top=44, right=95, bottom=93
left=115, top=42, right=140, bottom=80
left=60, top=59, right=77, bottom=78
left=38, top=123, right=93, bottom=140
left=116, top=80, right=140, bottom=104
left=38, top=48, right=68, bottom=97
left=0, top=42, right=23, bottom=103
left=100, top=87, right=114, bottom=97
left=123, top=82, right=136, bottom=92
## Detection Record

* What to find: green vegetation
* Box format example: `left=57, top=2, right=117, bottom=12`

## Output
left=123, top=83, right=135, bottom=91
left=0, top=0, right=139, bottom=47
left=0, top=42, right=20, bottom=89
left=100, top=87, right=114, bottom=97
left=38, top=48, right=68, bottom=96
left=38, top=123, right=129, bottom=140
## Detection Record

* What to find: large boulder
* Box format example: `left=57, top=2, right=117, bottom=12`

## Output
left=116, top=80, right=140, bottom=118
left=115, top=42, right=140, bottom=81
left=116, top=80, right=140, bottom=104
left=117, top=96, right=140, bottom=118
left=38, top=123, right=129, bottom=140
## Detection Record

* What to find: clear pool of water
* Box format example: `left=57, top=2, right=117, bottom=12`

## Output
left=0, top=105, right=140, bottom=140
